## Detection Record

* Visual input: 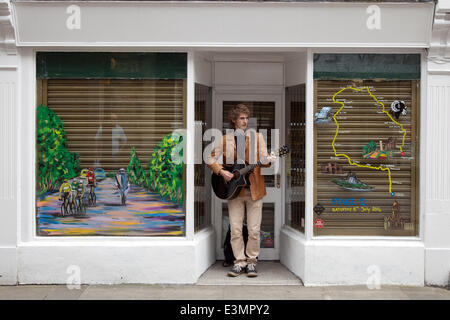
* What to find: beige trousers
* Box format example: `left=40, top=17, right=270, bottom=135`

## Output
left=227, top=188, right=263, bottom=267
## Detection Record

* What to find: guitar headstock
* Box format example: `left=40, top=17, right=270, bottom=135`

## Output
left=273, top=145, right=290, bottom=158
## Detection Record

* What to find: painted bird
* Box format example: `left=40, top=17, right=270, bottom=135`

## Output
left=390, top=100, right=407, bottom=120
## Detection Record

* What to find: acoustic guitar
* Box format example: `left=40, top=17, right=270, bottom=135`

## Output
left=211, top=145, right=290, bottom=200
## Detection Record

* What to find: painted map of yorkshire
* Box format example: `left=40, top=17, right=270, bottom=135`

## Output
left=330, top=86, right=407, bottom=195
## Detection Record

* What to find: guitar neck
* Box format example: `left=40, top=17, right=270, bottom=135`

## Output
left=235, top=145, right=288, bottom=176
left=238, top=160, right=263, bottom=176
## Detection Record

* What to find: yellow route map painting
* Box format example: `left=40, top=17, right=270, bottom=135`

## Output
left=314, top=75, right=418, bottom=235
left=331, top=86, right=407, bottom=195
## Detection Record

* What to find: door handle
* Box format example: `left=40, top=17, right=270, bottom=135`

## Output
left=276, top=174, right=280, bottom=188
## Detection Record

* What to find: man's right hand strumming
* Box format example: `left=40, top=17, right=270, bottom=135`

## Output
left=220, top=169, right=234, bottom=182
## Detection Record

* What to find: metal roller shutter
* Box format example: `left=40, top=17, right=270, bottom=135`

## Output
left=37, top=78, right=186, bottom=173
left=314, top=80, right=419, bottom=236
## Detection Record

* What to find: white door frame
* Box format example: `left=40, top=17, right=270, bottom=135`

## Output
left=212, top=92, right=284, bottom=260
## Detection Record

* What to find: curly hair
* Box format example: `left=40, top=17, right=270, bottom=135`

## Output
left=228, top=103, right=251, bottom=128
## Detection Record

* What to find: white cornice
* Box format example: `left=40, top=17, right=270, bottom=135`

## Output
left=428, top=1, right=450, bottom=65
left=0, top=0, right=16, bottom=55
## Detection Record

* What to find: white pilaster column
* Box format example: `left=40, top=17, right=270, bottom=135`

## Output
left=0, top=0, right=18, bottom=285
left=425, top=0, right=450, bottom=287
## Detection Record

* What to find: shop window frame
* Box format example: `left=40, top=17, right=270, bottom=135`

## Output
left=19, top=49, right=195, bottom=243
left=306, top=49, right=426, bottom=241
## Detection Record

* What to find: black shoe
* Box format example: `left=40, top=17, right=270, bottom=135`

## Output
left=246, top=263, right=258, bottom=277
left=227, top=264, right=244, bottom=277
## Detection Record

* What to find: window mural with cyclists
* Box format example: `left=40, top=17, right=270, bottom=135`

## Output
left=35, top=52, right=187, bottom=236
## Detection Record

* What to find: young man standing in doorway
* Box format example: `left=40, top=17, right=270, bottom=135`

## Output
left=207, top=103, right=276, bottom=277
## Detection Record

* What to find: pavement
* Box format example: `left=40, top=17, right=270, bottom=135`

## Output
left=1, top=261, right=448, bottom=300
left=0, top=283, right=448, bottom=300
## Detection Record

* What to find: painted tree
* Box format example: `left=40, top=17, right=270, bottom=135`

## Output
left=36, top=104, right=80, bottom=194
left=147, top=132, right=184, bottom=205
left=127, top=147, right=146, bottom=187
left=362, top=140, right=378, bottom=157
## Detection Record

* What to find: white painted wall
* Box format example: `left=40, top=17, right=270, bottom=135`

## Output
left=194, top=52, right=212, bottom=87
left=0, top=66, right=18, bottom=247
left=0, top=1, right=19, bottom=284
left=214, top=61, right=284, bottom=87
left=280, top=227, right=307, bottom=283
left=303, top=240, right=425, bottom=286
left=424, top=74, right=450, bottom=286
left=18, top=242, right=198, bottom=284
left=194, top=227, right=216, bottom=279
left=0, top=248, right=17, bottom=285
left=12, top=2, right=434, bottom=47
left=285, top=52, right=307, bottom=87
left=282, top=233, right=426, bottom=287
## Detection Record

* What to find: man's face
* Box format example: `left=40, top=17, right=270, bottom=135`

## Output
left=233, top=113, right=249, bottom=131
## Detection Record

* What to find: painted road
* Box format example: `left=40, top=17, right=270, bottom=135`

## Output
left=36, top=177, right=185, bottom=236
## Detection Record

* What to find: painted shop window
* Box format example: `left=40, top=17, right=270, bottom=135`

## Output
left=313, top=54, right=420, bottom=236
left=35, top=52, right=187, bottom=236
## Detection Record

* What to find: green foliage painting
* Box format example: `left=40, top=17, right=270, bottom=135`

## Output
left=127, top=147, right=147, bottom=187
left=147, top=132, right=184, bottom=205
left=362, top=140, right=377, bottom=157
left=36, top=104, right=80, bottom=194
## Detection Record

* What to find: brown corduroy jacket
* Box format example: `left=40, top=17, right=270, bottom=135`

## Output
left=206, top=131, right=271, bottom=201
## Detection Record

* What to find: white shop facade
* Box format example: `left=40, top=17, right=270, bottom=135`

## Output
left=0, top=0, right=449, bottom=287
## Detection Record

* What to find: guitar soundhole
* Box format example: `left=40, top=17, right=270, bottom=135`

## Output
left=233, top=171, right=240, bottom=179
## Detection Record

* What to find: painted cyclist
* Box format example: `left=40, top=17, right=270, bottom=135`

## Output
left=115, top=168, right=130, bottom=205
left=75, top=178, right=86, bottom=214
left=69, top=179, right=79, bottom=214
left=86, top=167, right=96, bottom=206
left=59, top=178, right=72, bottom=215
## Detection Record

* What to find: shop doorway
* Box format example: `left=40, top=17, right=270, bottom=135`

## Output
left=194, top=53, right=307, bottom=283
left=213, top=94, right=284, bottom=261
